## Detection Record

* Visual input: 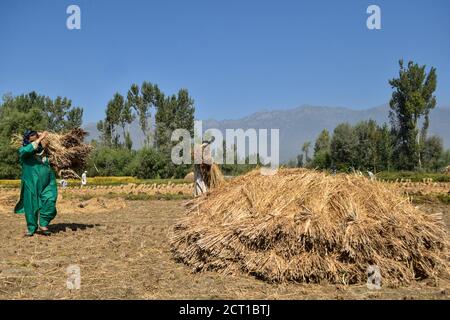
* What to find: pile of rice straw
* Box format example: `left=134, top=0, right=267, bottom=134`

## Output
left=170, top=168, right=448, bottom=285
left=13, top=128, right=93, bottom=178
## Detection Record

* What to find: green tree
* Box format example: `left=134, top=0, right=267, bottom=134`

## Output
left=302, top=141, right=311, bottom=165
left=104, top=92, right=124, bottom=147
left=312, top=129, right=331, bottom=169
left=66, top=107, right=84, bottom=129
left=86, top=146, right=136, bottom=176
left=120, top=100, right=135, bottom=147
left=330, top=123, right=357, bottom=171
left=0, top=92, right=84, bottom=178
left=155, top=89, right=195, bottom=157
left=353, top=120, right=380, bottom=171
left=389, top=60, right=437, bottom=170
left=377, top=123, right=394, bottom=171
left=134, top=148, right=170, bottom=179
left=314, top=129, right=330, bottom=154
left=421, top=135, right=443, bottom=171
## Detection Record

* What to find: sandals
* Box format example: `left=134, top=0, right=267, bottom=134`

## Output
left=23, top=226, right=51, bottom=237
left=39, top=227, right=51, bottom=236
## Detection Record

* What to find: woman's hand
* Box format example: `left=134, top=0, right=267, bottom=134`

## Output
left=37, top=131, right=48, bottom=144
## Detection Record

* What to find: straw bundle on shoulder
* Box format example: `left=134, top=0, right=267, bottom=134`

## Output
left=170, top=168, right=448, bottom=285
left=12, top=128, right=93, bottom=178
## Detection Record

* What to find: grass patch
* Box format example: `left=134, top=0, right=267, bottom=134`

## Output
left=436, top=194, right=450, bottom=205
left=377, top=171, right=450, bottom=182
left=410, top=192, right=450, bottom=205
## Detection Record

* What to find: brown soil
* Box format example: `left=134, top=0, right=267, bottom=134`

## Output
left=0, top=188, right=448, bottom=300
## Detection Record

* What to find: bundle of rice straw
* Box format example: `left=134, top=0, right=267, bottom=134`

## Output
left=209, top=163, right=225, bottom=188
left=12, top=128, right=93, bottom=178
left=170, top=168, right=448, bottom=285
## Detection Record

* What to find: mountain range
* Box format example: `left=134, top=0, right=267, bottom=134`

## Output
left=84, top=104, right=450, bottom=162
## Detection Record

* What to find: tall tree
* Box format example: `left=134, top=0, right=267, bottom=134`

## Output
left=105, top=93, right=124, bottom=147
left=354, top=120, right=380, bottom=171
left=155, top=88, right=195, bottom=156
left=120, top=99, right=134, bottom=147
left=302, top=141, right=311, bottom=165
left=422, top=135, right=443, bottom=171
left=389, top=60, right=437, bottom=170
left=314, top=129, right=330, bottom=155
left=377, top=123, right=394, bottom=171
left=330, top=123, right=358, bottom=171
left=66, top=107, right=84, bottom=129
left=312, top=129, right=331, bottom=169
left=127, top=84, right=143, bottom=142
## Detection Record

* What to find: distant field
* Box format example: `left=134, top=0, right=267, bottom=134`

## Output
left=376, top=171, right=450, bottom=182
left=1, top=171, right=448, bottom=188
left=0, top=177, right=187, bottom=188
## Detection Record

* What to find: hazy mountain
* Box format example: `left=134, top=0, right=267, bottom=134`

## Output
left=84, top=104, right=450, bottom=162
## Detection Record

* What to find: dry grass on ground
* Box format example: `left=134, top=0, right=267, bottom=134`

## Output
left=0, top=186, right=449, bottom=299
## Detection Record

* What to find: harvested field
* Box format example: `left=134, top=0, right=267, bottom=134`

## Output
left=0, top=180, right=449, bottom=300
left=59, top=182, right=193, bottom=199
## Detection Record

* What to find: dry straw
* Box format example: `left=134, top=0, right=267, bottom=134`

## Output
left=170, top=168, right=448, bottom=285
left=12, top=128, right=93, bottom=178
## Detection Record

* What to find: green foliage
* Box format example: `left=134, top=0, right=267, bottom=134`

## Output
left=133, top=148, right=170, bottom=179
left=310, top=150, right=331, bottom=169
left=353, top=120, right=381, bottom=170
left=155, top=88, right=195, bottom=157
left=389, top=60, right=437, bottom=170
left=311, top=129, right=331, bottom=169
left=0, top=92, right=84, bottom=179
left=301, top=141, right=312, bottom=165
left=86, top=147, right=137, bottom=177
left=314, top=129, right=330, bottom=154
left=376, top=171, right=450, bottom=182
left=330, top=123, right=358, bottom=170
left=85, top=146, right=192, bottom=179
left=421, top=136, right=444, bottom=171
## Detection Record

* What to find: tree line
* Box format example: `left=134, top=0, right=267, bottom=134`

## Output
left=0, top=92, right=83, bottom=178
left=89, top=81, right=195, bottom=179
left=291, top=60, right=449, bottom=173
left=0, top=59, right=448, bottom=179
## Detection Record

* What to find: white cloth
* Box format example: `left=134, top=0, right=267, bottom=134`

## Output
left=81, top=173, right=87, bottom=185
left=194, top=165, right=207, bottom=197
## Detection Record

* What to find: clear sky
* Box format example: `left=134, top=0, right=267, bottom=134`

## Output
left=0, top=0, right=449, bottom=123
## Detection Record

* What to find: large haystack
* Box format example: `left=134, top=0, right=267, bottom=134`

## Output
left=170, top=169, right=448, bottom=285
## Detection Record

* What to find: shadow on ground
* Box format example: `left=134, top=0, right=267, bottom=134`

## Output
left=48, top=223, right=100, bottom=234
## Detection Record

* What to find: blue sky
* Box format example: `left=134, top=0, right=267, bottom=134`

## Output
left=0, top=0, right=449, bottom=123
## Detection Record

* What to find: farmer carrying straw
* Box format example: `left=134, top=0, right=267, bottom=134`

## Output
left=193, top=137, right=224, bottom=197
left=14, top=130, right=58, bottom=236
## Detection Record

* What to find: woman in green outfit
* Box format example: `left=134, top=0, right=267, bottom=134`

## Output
left=14, top=130, right=58, bottom=236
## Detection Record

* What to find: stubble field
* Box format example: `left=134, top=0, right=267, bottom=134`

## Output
left=0, top=182, right=449, bottom=300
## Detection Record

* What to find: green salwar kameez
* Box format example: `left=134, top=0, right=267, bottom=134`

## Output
left=14, top=142, right=58, bottom=234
